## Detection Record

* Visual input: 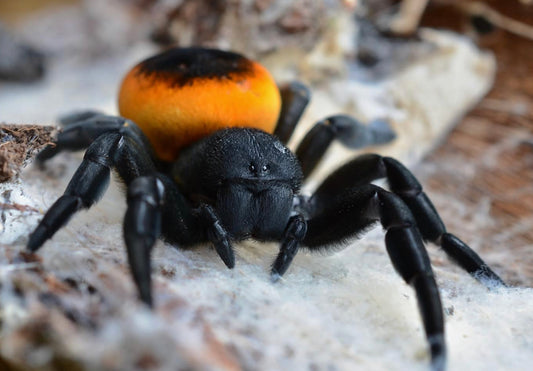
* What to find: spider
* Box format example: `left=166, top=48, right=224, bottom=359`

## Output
left=28, top=47, right=505, bottom=371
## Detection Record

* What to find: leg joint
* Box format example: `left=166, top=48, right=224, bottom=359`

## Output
left=382, top=157, right=423, bottom=193
left=376, top=190, right=416, bottom=230
left=83, top=132, right=123, bottom=167
left=127, top=176, right=165, bottom=207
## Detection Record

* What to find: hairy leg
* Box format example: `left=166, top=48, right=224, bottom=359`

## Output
left=302, top=184, right=446, bottom=371
left=309, top=154, right=505, bottom=286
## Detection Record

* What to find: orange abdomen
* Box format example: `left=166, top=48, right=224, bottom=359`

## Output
left=118, top=48, right=281, bottom=162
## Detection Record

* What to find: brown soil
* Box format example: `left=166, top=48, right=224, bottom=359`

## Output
left=0, top=124, right=57, bottom=182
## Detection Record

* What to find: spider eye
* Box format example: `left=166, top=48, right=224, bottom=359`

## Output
left=249, top=164, right=256, bottom=173
left=262, top=164, right=269, bottom=172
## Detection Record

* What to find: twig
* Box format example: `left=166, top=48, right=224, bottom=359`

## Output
left=459, top=1, right=533, bottom=41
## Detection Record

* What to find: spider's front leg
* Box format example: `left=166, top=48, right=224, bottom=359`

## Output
left=27, top=123, right=174, bottom=305
left=300, top=183, right=446, bottom=370
left=312, top=154, right=505, bottom=286
left=124, top=175, right=165, bottom=306
left=287, top=153, right=507, bottom=370
left=123, top=176, right=236, bottom=305
left=380, top=156, right=506, bottom=286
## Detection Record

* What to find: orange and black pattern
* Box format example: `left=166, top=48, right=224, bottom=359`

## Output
left=118, top=48, right=281, bottom=161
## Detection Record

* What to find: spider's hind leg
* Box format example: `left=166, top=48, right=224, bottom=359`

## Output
left=57, top=110, right=103, bottom=126
left=37, top=114, right=151, bottom=163
left=273, top=81, right=396, bottom=179
left=273, top=82, right=311, bottom=144
left=296, top=115, right=396, bottom=178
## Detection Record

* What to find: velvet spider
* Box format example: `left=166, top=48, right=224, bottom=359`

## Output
left=28, top=47, right=505, bottom=371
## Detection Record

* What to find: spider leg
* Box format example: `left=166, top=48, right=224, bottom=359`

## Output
left=381, top=157, right=505, bottom=286
left=273, top=82, right=311, bottom=144
left=29, top=126, right=193, bottom=305
left=196, top=204, right=235, bottom=269
left=31, top=121, right=238, bottom=304
left=28, top=132, right=125, bottom=251
left=27, top=122, right=161, bottom=253
left=123, top=174, right=213, bottom=306
left=312, top=154, right=506, bottom=286
left=124, top=173, right=240, bottom=305
left=37, top=114, right=151, bottom=163
left=272, top=81, right=395, bottom=177
left=296, top=115, right=396, bottom=178
left=271, top=214, right=307, bottom=280
left=58, top=110, right=103, bottom=126
left=124, top=175, right=164, bottom=306
left=301, top=183, right=446, bottom=371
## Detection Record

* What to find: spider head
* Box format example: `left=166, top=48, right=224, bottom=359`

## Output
left=196, top=128, right=302, bottom=194
left=175, top=128, right=302, bottom=239
left=209, top=128, right=302, bottom=239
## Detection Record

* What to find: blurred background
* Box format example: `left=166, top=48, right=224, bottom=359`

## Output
left=1, top=1, right=532, bottom=370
